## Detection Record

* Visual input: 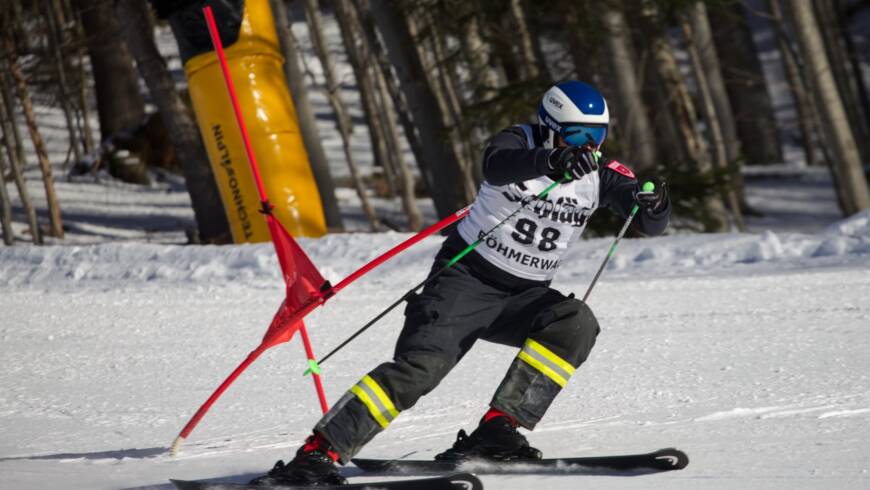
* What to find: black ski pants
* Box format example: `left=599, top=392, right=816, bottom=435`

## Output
left=315, top=250, right=600, bottom=463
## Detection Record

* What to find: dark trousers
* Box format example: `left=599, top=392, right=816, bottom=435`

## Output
left=315, top=247, right=600, bottom=463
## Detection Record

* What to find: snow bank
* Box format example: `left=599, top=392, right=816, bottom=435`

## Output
left=2, top=211, right=869, bottom=290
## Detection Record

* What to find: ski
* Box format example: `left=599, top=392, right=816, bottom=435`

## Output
left=352, top=447, right=688, bottom=475
left=169, top=472, right=482, bottom=490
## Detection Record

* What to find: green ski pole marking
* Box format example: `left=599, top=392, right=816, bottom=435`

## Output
left=303, top=358, right=322, bottom=376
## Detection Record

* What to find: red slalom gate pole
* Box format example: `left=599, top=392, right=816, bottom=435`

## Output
left=203, top=6, right=268, bottom=201
left=299, top=326, right=328, bottom=414
left=201, top=7, right=326, bottom=408
left=171, top=205, right=468, bottom=454
left=328, top=206, right=471, bottom=297
left=172, top=7, right=472, bottom=455
left=170, top=6, right=329, bottom=449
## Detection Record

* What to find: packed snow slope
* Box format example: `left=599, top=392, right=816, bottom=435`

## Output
left=1, top=210, right=869, bottom=490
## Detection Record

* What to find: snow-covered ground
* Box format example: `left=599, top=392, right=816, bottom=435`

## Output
left=2, top=207, right=869, bottom=490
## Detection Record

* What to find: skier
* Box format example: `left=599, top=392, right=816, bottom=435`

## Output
left=255, top=80, right=671, bottom=486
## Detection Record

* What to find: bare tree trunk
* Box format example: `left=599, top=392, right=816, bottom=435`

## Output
left=456, top=6, right=503, bottom=184
left=271, top=0, right=344, bottom=231
left=688, top=3, right=741, bottom=165
left=357, top=4, right=428, bottom=190
left=374, top=65, right=422, bottom=230
left=708, top=3, right=783, bottom=164
left=688, top=2, right=755, bottom=215
left=0, top=62, right=27, bottom=173
left=369, top=0, right=472, bottom=218
left=651, top=38, right=706, bottom=166
left=509, top=0, right=546, bottom=82
left=784, top=0, right=870, bottom=215
left=75, top=0, right=145, bottom=140
left=333, top=0, right=422, bottom=230
left=431, top=14, right=480, bottom=191
left=602, top=3, right=657, bottom=171
left=561, top=3, right=616, bottom=119
left=456, top=4, right=508, bottom=174
left=0, top=148, right=13, bottom=245
left=0, top=67, right=41, bottom=244
left=70, top=2, right=95, bottom=155
left=9, top=1, right=31, bottom=53
left=839, top=4, right=870, bottom=143
left=75, top=0, right=150, bottom=183
left=458, top=11, right=501, bottom=102
left=356, top=0, right=422, bottom=230
left=42, top=0, right=82, bottom=167
left=682, top=15, right=747, bottom=232
left=411, top=8, right=477, bottom=197
left=332, top=1, right=394, bottom=192
left=768, top=0, right=819, bottom=167
left=813, top=0, right=870, bottom=162
left=6, top=40, right=64, bottom=238
left=488, top=14, right=523, bottom=85
left=634, top=5, right=729, bottom=232
left=302, top=0, right=380, bottom=231
left=115, top=0, right=231, bottom=244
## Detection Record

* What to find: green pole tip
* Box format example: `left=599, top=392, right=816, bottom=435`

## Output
left=303, top=359, right=322, bottom=376
left=642, top=181, right=655, bottom=192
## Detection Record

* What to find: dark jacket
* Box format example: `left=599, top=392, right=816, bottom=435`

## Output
left=442, top=124, right=671, bottom=292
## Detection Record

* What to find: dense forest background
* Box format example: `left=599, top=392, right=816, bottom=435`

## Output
left=0, top=0, right=868, bottom=245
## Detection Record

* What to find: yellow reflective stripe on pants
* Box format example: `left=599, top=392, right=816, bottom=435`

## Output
left=350, top=375, right=399, bottom=428
left=517, top=339, right=576, bottom=388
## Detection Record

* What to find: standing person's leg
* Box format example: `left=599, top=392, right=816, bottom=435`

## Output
left=484, top=288, right=600, bottom=429
left=254, top=259, right=508, bottom=485
left=435, top=287, right=599, bottom=461
left=312, top=260, right=507, bottom=462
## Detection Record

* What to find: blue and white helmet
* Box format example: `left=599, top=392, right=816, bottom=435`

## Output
left=538, top=80, right=609, bottom=149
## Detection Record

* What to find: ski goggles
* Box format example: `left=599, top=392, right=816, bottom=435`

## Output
left=562, top=123, right=608, bottom=147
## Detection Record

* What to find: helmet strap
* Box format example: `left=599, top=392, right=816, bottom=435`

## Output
left=542, top=126, right=557, bottom=149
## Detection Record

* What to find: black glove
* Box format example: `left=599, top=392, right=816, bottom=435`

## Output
left=547, top=146, right=599, bottom=180
left=634, top=177, right=668, bottom=213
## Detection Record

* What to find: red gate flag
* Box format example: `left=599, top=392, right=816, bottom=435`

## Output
left=262, top=215, right=327, bottom=348
left=171, top=5, right=331, bottom=455
left=169, top=213, right=329, bottom=455
left=171, top=5, right=474, bottom=457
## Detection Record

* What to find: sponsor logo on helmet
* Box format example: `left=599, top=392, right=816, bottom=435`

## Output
left=540, top=113, right=562, bottom=132
left=547, top=95, right=563, bottom=109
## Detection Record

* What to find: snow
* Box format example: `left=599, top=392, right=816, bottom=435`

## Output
left=2, top=206, right=869, bottom=489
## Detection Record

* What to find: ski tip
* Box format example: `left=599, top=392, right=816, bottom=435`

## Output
left=168, top=479, right=193, bottom=490
left=449, top=472, right=484, bottom=490
left=653, top=448, right=689, bottom=470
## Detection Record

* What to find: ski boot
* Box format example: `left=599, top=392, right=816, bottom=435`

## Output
left=435, top=412, right=542, bottom=462
left=250, top=433, right=346, bottom=486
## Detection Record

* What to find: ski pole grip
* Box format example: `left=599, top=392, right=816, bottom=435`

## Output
left=631, top=181, right=656, bottom=215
